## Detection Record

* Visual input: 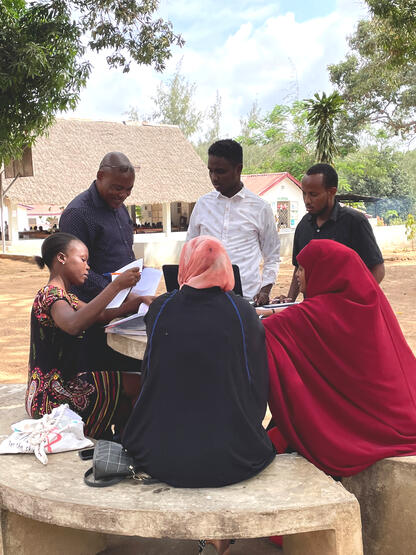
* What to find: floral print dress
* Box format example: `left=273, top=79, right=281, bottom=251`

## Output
left=26, top=285, right=122, bottom=438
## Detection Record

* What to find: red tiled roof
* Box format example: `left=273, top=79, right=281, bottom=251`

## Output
left=242, top=172, right=301, bottom=196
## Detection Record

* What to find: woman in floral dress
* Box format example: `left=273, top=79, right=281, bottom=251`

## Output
left=26, top=232, right=149, bottom=438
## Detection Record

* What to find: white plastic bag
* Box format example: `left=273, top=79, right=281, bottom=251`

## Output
left=0, top=404, right=93, bottom=464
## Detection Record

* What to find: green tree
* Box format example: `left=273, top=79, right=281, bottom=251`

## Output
left=238, top=101, right=315, bottom=180
left=329, top=0, right=416, bottom=138
left=304, top=91, right=344, bottom=165
left=0, top=0, right=182, bottom=165
left=204, top=90, right=222, bottom=145
left=335, top=145, right=415, bottom=220
left=0, top=0, right=87, bottom=163
left=236, top=101, right=263, bottom=146
left=366, top=0, right=416, bottom=65
left=151, top=62, right=202, bottom=138
left=405, top=213, right=416, bottom=248
left=194, top=91, right=222, bottom=163
left=401, top=149, right=416, bottom=200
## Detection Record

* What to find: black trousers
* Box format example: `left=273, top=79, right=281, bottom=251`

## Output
left=81, top=324, right=142, bottom=373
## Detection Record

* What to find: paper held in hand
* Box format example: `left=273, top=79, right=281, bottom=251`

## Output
left=106, top=259, right=143, bottom=309
left=105, top=264, right=162, bottom=334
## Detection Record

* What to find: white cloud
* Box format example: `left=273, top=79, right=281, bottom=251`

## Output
left=69, top=0, right=368, bottom=138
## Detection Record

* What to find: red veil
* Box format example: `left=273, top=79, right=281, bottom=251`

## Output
left=264, top=239, right=416, bottom=476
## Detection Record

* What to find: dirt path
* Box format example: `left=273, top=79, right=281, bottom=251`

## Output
left=0, top=253, right=415, bottom=383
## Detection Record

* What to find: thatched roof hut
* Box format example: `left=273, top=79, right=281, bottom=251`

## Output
left=3, top=119, right=212, bottom=206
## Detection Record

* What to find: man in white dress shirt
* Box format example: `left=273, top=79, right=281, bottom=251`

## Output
left=187, top=139, right=280, bottom=305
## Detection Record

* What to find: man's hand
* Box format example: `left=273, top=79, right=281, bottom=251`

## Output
left=271, top=295, right=294, bottom=304
left=253, top=284, right=273, bottom=306
left=271, top=268, right=300, bottom=304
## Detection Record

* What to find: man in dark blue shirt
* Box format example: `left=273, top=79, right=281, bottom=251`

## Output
left=282, top=163, right=385, bottom=301
left=59, top=152, right=139, bottom=371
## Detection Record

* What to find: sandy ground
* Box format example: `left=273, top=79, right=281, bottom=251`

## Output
left=0, top=252, right=415, bottom=384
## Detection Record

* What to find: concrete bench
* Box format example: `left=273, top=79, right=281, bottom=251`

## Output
left=343, top=457, right=416, bottom=555
left=0, top=384, right=362, bottom=555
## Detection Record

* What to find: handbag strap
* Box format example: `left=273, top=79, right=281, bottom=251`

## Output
left=84, top=467, right=160, bottom=487
left=84, top=467, right=125, bottom=488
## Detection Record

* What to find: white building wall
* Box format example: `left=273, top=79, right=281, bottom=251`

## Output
left=261, top=177, right=306, bottom=228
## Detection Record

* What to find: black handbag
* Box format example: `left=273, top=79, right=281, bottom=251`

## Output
left=83, top=440, right=158, bottom=487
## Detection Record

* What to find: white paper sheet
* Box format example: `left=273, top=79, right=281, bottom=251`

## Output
left=106, top=259, right=143, bottom=309
left=131, top=267, right=162, bottom=296
left=104, top=268, right=161, bottom=329
left=131, top=267, right=162, bottom=316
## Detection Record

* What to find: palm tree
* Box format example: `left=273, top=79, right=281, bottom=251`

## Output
left=305, top=92, right=344, bottom=165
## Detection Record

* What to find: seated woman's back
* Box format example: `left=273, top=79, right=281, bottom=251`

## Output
left=264, top=239, right=416, bottom=476
left=122, top=237, right=275, bottom=487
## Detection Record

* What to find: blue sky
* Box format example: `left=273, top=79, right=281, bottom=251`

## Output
left=69, top=0, right=368, bottom=137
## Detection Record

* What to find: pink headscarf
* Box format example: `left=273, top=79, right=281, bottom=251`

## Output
left=178, top=236, right=235, bottom=291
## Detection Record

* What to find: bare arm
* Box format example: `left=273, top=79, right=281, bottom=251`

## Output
left=258, top=203, right=280, bottom=294
left=272, top=267, right=299, bottom=303
left=93, top=294, right=154, bottom=324
left=287, top=268, right=300, bottom=301
left=186, top=202, right=200, bottom=240
left=51, top=269, right=141, bottom=335
left=370, top=262, right=385, bottom=284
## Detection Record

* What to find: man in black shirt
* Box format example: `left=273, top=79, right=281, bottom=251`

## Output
left=283, top=163, right=385, bottom=301
left=59, top=152, right=140, bottom=371
left=60, top=152, right=136, bottom=302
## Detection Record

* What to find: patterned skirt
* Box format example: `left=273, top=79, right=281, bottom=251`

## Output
left=25, top=367, right=122, bottom=439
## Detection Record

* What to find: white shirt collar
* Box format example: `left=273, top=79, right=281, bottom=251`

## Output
left=216, top=184, right=246, bottom=200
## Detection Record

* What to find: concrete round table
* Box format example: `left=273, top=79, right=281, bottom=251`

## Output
left=107, top=332, right=147, bottom=360
left=0, top=386, right=363, bottom=555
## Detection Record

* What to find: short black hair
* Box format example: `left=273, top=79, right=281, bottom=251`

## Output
left=306, top=163, right=338, bottom=189
left=35, top=232, right=81, bottom=270
left=208, top=139, right=243, bottom=166
left=98, top=151, right=136, bottom=175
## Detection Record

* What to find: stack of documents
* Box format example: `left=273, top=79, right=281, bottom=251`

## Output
left=105, top=313, right=147, bottom=336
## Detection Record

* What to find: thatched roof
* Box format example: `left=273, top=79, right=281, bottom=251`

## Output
left=4, top=119, right=212, bottom=205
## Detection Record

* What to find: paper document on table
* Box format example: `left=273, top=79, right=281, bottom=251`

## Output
left=257, top=301, right=300, bottom=318
left=262, top=302, right=300, bottom=308
left=106, top=259, right=143, bottom=309
left=105, top=312, right=140, bottom=328
left=105, top=312, right=147, bottom=335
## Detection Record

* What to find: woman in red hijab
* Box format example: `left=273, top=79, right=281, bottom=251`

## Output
left=263, top=239, right=416, bottom=477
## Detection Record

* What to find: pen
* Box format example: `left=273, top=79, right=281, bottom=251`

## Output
left=102, top=272, right=122, bottom=277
